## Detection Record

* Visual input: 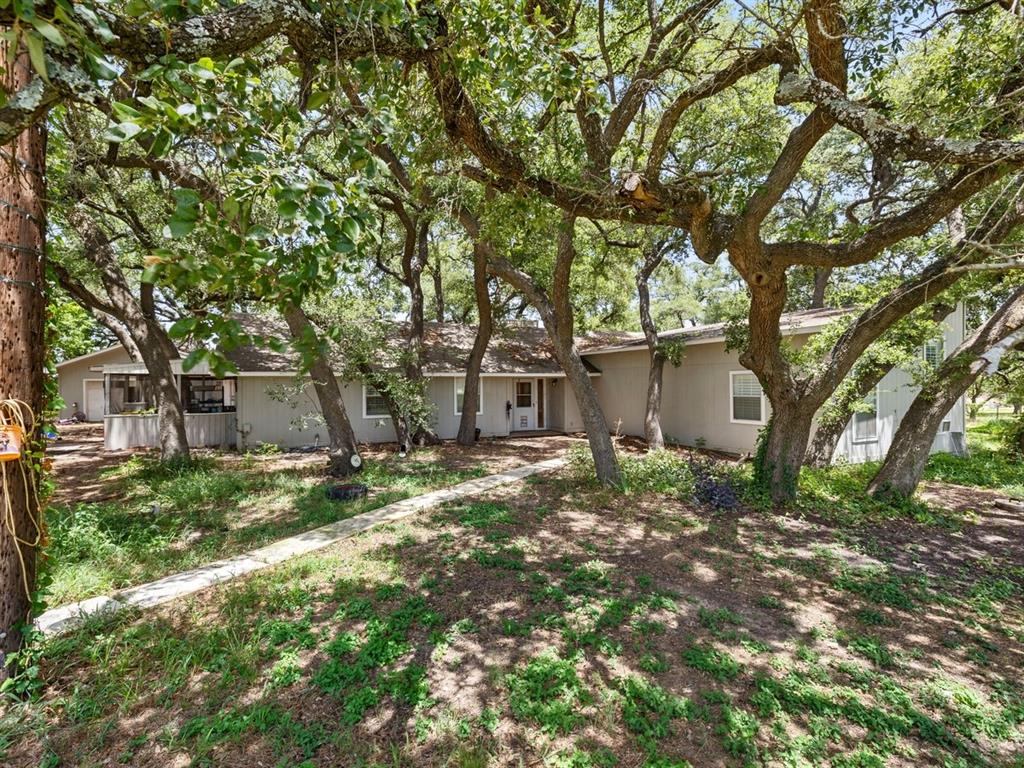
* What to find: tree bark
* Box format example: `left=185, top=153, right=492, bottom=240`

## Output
left=637, top=241, right=669, bottom=450
left=91, top=310, right=141, bottom=361
left=52, top=225, right=190, bottom=462
left=809, top=266, right=832, bottom=309
left=283, top=305, right=362, bottom=476
left=488, top=216, right=621, bottom=485
left=456, top=213, right=493, bottom=446
left=354, top=362, right=411, bottom=450
left=134, top=323, right=189, bottom=461
left=804, top=303, right=956, bottom=468
left=400, top=217, right=440, bottom=446
left=0, top=42, right=46, bottom=681
left=869, top=288, right=1024, bottom=498
left=431, top=254, right=445, bottom=322
left=739, top=185, right=1022, bottom=503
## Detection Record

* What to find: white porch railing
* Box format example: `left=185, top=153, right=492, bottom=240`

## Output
left=104, top=412, right=237, bottom=450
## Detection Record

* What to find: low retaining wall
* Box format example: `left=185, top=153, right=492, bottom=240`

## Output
left=104, top=412, right=237, bottom=450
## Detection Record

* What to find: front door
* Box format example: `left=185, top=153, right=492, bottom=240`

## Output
left=513, top=379, right=535, bottom=431
left=84, top=380, right=104, bottom=421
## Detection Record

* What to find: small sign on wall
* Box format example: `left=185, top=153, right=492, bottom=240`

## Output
left=520, top=416, right=527, bottom=429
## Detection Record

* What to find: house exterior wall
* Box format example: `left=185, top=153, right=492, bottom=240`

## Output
left=427, top=376, right=516, bottom=439
left=56, top=346, right=133, bottom=419
left=235, top=375, right=523, bottom=449
left=560, top=380, right=585, bottom=433
left=833, top=304, right=967, bottom=461
left=588, top=341, right=780, bottom=454
left=587, top=305, right=967, bottom=462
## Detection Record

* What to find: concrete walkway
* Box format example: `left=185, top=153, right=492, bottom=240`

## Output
left=36, top=455, right=566, bottom=637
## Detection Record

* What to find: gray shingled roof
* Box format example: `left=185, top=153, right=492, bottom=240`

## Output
left=220, top=316, right=638, bottom=375
left=583, top=307, right=851, bottom=354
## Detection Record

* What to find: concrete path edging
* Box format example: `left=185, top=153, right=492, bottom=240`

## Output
left=35, top=456, right=566, bottom=637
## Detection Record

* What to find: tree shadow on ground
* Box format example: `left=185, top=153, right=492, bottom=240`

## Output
left=6, top=466, right=1024, bottom=767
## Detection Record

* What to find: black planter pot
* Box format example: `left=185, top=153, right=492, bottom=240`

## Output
left=326, top=483, right=368, bottom=502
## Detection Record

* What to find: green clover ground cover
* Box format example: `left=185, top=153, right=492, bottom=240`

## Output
left=4, top=452, right=1022, bottom=767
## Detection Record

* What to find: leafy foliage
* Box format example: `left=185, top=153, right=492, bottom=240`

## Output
left=506, top=650, right=590, bottom=735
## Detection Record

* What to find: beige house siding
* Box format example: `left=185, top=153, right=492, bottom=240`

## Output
left=427, top=376, right=516, bottom=439
left=236, top=375, right=527, bottom=449
left=833, top=304, right=967, bottom=461
left=56, top=346, right=133, bottom=420
left=589, top=341, right=776, bottom=454
left=558, top=380, right=585, bottom=433
left=588, top=304, right=967, bottom=461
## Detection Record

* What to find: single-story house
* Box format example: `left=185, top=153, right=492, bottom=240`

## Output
left=55, top=308, right=966, bottom=460
left=587, top=306, right=967, bottom=461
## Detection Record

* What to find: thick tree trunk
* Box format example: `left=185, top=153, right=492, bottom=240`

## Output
left=488, top=216, right=621, bottom=485
left=549, top=218, right=621, bottom=486
left=431, top=255, right=445, bottom=322
left=869, top=289, right=1024, bottom=498
left=644, top=357, right=667, bottom=450
left=809, top=266, right=832, bottom=309
left=757, top=401, right=817, bottom=503
left=57, top=210, right=190, bottom=461
left=283, top=306, right=361, bottom=476
left=553, top=338, right=622, bottom=484
left=0, top=44, right=46, bottom=680
left=457, top=240, right=493, bottom=446
left=740, top=265, right=809, bottom=503
left=133, top=323, right=190, bottom=461
left=404, top=220, right=440, bottom=446
left=637, top=241, right=668, bottom=450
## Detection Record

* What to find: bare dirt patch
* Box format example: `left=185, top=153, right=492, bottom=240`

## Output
left=49, top=433, right=579, bottom=507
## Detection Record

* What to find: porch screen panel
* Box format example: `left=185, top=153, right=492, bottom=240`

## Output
left=108, top=374, right=155, bottom=414
left=731, top=373, right=762, bottom=422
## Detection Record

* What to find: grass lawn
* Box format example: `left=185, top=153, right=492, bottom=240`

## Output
left=796, top=422, right=1024, bottom=524
left=42, top=444, right=514, bottom=607
left=3, top=442, right=1022, bottom=767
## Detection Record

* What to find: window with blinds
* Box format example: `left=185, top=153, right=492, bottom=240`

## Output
left=852, top=387, right=878, bottom=442
left=454, top=378, right=483, bottom=415
left=363, top=385, right=389, bottom=417
left=731, top=372, right=763, bottom=423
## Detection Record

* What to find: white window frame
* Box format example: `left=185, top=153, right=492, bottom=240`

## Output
left=923, top=338, right=944, bottom=368
left=729, top=371, right=767, bottom=426
left=362, top=383, right=391, bottom=419
left=454, top=377, right=484, bottom=416
left=851, top=385, right=879, bottom=444
left=939, top=419, right=952, bottom=433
